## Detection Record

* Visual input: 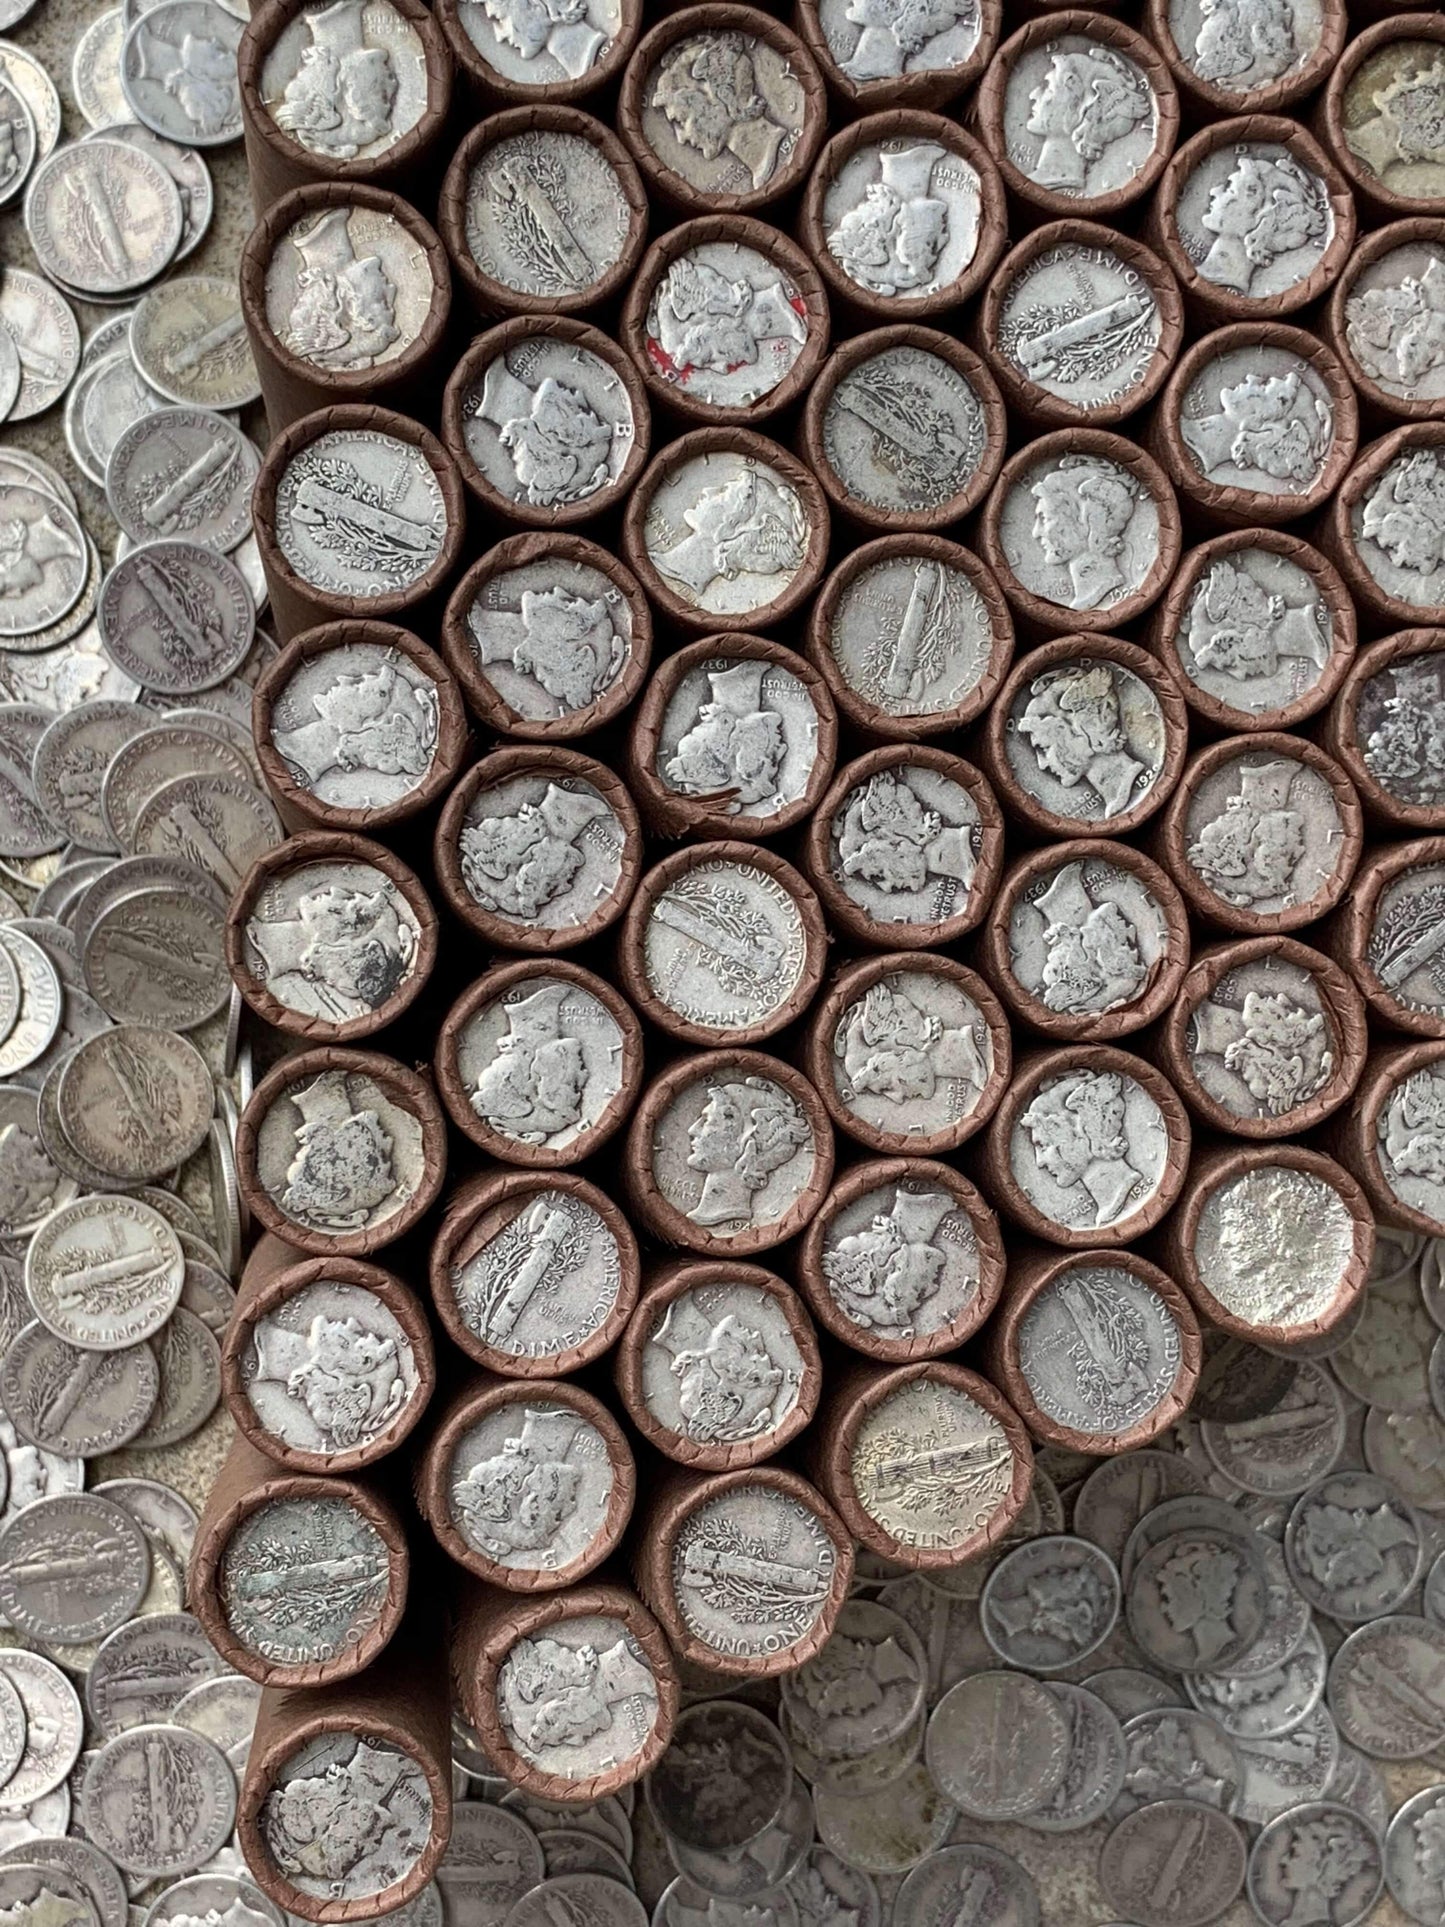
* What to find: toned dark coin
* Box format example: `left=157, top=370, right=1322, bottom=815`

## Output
left=0, top=1494, right=149, bottom=1643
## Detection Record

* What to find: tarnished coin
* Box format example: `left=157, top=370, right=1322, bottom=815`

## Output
left=1016, top=1262, right=1184, bottom=1441
left=128, top=774, right=280, bottom=892
left=497, top=1614, right=662, bottom=1785
left=1087, top=1668, right=1183, bottom=1722
left=999, top=239, right=1164, bottom=414
left=462, top=126, right=633, bottom=305
left=82, top=1726, right=233, bottom=1879
left=818, top=1170, right=982, bottom=1347
left=823, top=137, right=982, bottom=302
left=666, top=1775, right=812, bottom=1897
left=0, top=1089, right=75, bottom=1239
left=218, top=1492, right=391, bottom=1667
left=1019, top=1682, right=1127, bottom=1833
left=31, top=701, right=147, bottom=852
left=251, top=1062, right=424, bottom=1242
left=56, top=1028, right=212, bottom=1184
left=461, top=550, right=634, bottom=731
left=0, top=1494, right=149, bottom=1643
left=1199, top=1357, right=1346, bottom=1495
left=0, top=77, right=33, bottom=214
left=828, top=963, right=995, bottom=1142
left=1004, top=659, right=1169, bottom=828
left=504, top=1878, right=644, bottom=1927
left=1098, top=1799, right=1246, bottom=1927
left=997, top=447, right=1159, bottom=614
left=1247, top=1800, right=1381, bottom=1927
left=1175, top=546, right=1335, bottom=719
left=1115, top=1707, right=1243, bottom=1818
left=1328, top=1615, right=1445, bottom=1760
left=129, top=1307, right=221, bottom=1448
left=1186, top=1622, right=1329, bottom=1740
left=1355, top=655, right=1445, bottom=831
left=1347, top=238, right=1445, bottom=405
left=274, top=427, right=447, bottom=599
left=1342, top=39, right=1445, bottom=202
left=447, top=1185, right=624, bottom=1365
left=822, top=342, right=986, bottom=518
left=638, top=29, right=807, bottom=200
left=92, top=124, right=212, bottom=263
left=0, top=1653, right=82, bottom=1808
left=85, top=1612, right=225, bottom=1735
left=24, top=140, right=181, bottom=296
left=924, top=1670, right=1069, bottom=1819
left=0, top=313, right=20, bottom=422
left=1386, top=1783, right=1445, bottom=1923
left=646, top=240, right=810, bottom=412
left=105, top=409, right=257, bottom=553
left=825, top=549, right=998, bottom=725
left=1008, top=857, right=1172, bottom=1018
left=1075, top=1452, right=1210, bottom=1567
left=143, top=1874, right=282, bottom=1927
left=0, top=488, right=87, bottom=640
left=641, top=853, right=810, bottom=1039
left=435, top=1802, right=542, bottom=1924
left=649, top=1699, right=791, bottom=1854
left=1010, top=1062, right=1170, bottom=1234
left=1175, top=141, right=1335, bottom=305
left=891, top=1845, right=1034, bottom=1927
left=242, top=856, right=421, bottom=1030
left=119, top=1, right=242, bottom=145
left=1186, top=950, right=1343, bottom=1127
left=673, top=1479, right=838, bottom=1665
left=1231, top=1688, right=1342, bottom=1823
left=129, top=276, right=256, bottom=410
left=0, top=1836, right=126, bottom=1927
left=97, top=540, right=254, bottom=696
left=259, top=0, right=427, bottom=163
left=981, top=1536, right=1120, bottom=1671
left=454, top=973, right=623, bottom=1155
left=0, top=1862, right=96, bottom=1927
left=1183, top=748, right=1348, bottom=918
left=0, top=44, right=59, bottom=157
left=71, top=853, right=224, bottom=951
left=266, top=639, right=440, bottom=813
left=102, top=724, right=256, bottom=850
left=781, top=1599, right=924, bottom=1765
left=0, top=927, right=62, bottom=1075
left=83, top=886, right=229, bottom=1030
left=1127, top=1525, right=1268, bottom=1672
left=455, top=769, right=624, bottom=938
left=448, top=1393, right=617, bottom=1578
left=458, top=334, right=636, bottom=514
left=71, top=7, right=128, bottom=127
left=237, top=1276, right=418, bottom=1461
left=1287, top=1470, right=1422, bottom=1621
left=0, top=1417, right=81, bottom=1522
left=643, top=448, right=812, bottom=619
left=265, top=202, right=431, bottom=378
left=66, top=354, right=169, bottom=493
left=25, top=1192, right=183, bottom=1349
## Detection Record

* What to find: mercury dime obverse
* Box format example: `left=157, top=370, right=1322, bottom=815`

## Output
left=459, top=336, right=635, bottom=512
left=24, top=140, right=181, bottom=296
left=1126, top=1526, right=1269, bottom=1672
left=1377, top=1061, right=1445, bottom=1230
left=498, top=1615, right=661, bottom=1783
left=0, top=486, right=87, bottom=640
left=267, top=641, right=441, bottom=814
left=924, top=1671, right=1070, bottom=1819
left=997, top=241, right=1163, bottom=412
left=0, top=1863, right=94, bottom=1927
left=456, top=771, right=624, bottom=935
left=0, top=1652, right=82, bottom=1808
left=1004, top=658, right=1168, bottom=825
left=650, top=1067, right=821, bottom=1235
left=0, top=270, right=80, bottom=423
left=1174, top=142, right=1334, bottom=305
left=97, top=541, right=254, bottom=697
left=266, top=205, right=432, bottom=376
left=1386, top=1783, right=1445, bottom=1919
left=826, top=551, right=997, bottom=724
left=782, top=1599, right=925, bottom=1759
left=1183, top=750, right=1346, bottom=917
left=456, top=0, right=620, bottom=88
left=672, top=1482, right=837, bottom=1663
left=260, top=1731, right=431, bottom=1899
left=823, top=138, right=981, bottom=303
left=218, top=1493, right=392, bottom=1666
left=0, top=1838, right=125, bottom=1927
left=640, top=1281, right=805, bottom=1448
left=825, top=760, right=982, bottom=931
left=25, top=1192, right=183, bottom=1349
left=1166, top=0, right=1321, bottom=97
left=274, top=429, right=447, bottom=599
left=144, top=1874, right=283, bottom=1927
left=1115, top=1708, right=1243, bottom=1819
left=998, top=450, right=1159, bottom=613
left=454, top=974, right=624, bottom=1155
left=1354, top=648, right=1445, bottom=813
left=0, top=1086, right=75, bottom=1237
left=462, top=554, right=632, bottom=728
left=0, top=1492, right=149, bottom=1643
left=1180, top=344, right=1339, bottom=501
left=1098, top=1800, right=1246, bottom=1927
left=822, top=345, right=986, bottom=516
left=1186, top=1623, right=1329, bottom=1741
left=1346, top=238, right=1445, bottom=402
left=1343, top=40, right=1445, bottom=202
left=1176, top=547, right=1334, bottom=718
left=1286, top=1470, right=1422, bottom=1620
left=1016, top=1263, right=1183, bottom=1438
left=639, top=30, right=807, bottom=200
left=243, top=858, right=421, bottom=1028
left=463, top=129, right=632, bottom=303
left=449, top=1186, right=623, bottom=1364
left=643, top=450, right=812, bottom=619
left=818, top=1174, right=980, bottom=1345
left=1193, top=1163, right=1356, bottom=1331
left=656, top=654, right=818, bottom=822
left=642, top=856, right=808, bottom=1038
left=829, top=966, right=994, bottom=1142
left=1008, top=859, right=1172, bottom=1019
left=105, top=408, right=258, bottom=554
left=1003, top=35, right=1160, bottom=203
left=252, top=1065, right=423, bottom=1240
left=646, top=241, right=810, bottom=412
left=1186, top=953, right=1339, bottom=1124
left=119, top=2, right=243, bottom=146
left=447, top=1396, right=615, bottom=1575
left=815, top=0, right=980, bottom=88
left=1247, top=1800, right=1382, bottom=1927
left=31, top=701, right=147, bottom=853
left=850, top=1372, right=1016, bottom=1555
left=1010, top=1065, right=1170, bottom=1233
left=259, top=0, right=427, bottom=163
left=981, top=1536, right=1121, bottom=1672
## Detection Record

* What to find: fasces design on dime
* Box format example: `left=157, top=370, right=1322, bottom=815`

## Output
left=998, top=243, right=1162, bottom=410
left=218, top=1494, right=392, bottom=1665
left=850, top=1374, right=1015, bottom=1553
left=450, top=1188, right=622, bottom=1361
left=1017, top=1265, right=1183, bottom=1436
left=827, top=550, right=995, bottom=721
left=274, top=430, right=447, bottom=599
left=821, top=345, right=986, bottom=515
left=464, top=130, right=632, bottom=302
left=672, top=1484, right=837, bottom=1660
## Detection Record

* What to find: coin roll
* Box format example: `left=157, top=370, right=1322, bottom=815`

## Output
left=1325, top=1037, right=1445, bottom=1237
left=417, top=1373, right=635, bottom=1590
left=429, top=1167, right=640, bottom=1378
left=1160, top=1139, right=1375, bottom=1346
left=629, top=1462, right=853, bottom=1678
left=1146, top=530, right=1356, bottom=735
left=1327, top=219, right=1445, bottom=426
left=239, top=184, right=452, bottom=431
left=805, top=1356, right=1033, bottom=1570
left=1321, top=422, right=1445, bottom=632
left=450, top=1578, right=678, bottom=1801
left=626, top=630, right=837, bottom=840
left=1144, top=0, right=1344, bottom=114
left=1157, top=935, right=1368, bottom=1138
left=792, top=0, right=999, bottom=113
left=438, top=0, right=641, bottom=106
left=222, top=1234, right=436, bottom=1474
left=227, top=831, right=439, bottom=1044
left=613, top=1258, right=822, bottom=1469
left=189, top=1431, right=410, bottom=1685
left=1322, top=629, right=1445, bottom=831
left=1325, top=835, right=1445, bottom=1038
left=437, top=107, right=649, bottom=323
left=252, top=620, right=470, bottom=835
left=237, top=1046, right=448, bottom=1257
left=796, top=1155, right=1005, bottom=1362
left=433, top=958, right=644, bottom=1165
left=237, top=1607, right=452, bottom=1922
left=1318, top=15, right=1445, bottom=224
left=239, top=0, right=454, bottom=212
left=984, top=1245, right=1200, bottom=1456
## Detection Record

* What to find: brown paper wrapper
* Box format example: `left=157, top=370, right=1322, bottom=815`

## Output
left=626, top=631, right=837, bottom=838
left=1159, top=936, right=1368, bottom=1138
left=1321, top=423, right=1445, bottom=633
left=981, top=1044, right=1191, bottom=1248
left=1323, top=629, right=1445, bottom=831
left=450, top=1579, right=678, bottom=1800
left=986, top=1244, right=1201, bottom=1455
left=417, top=1374, right=635, bottom=1589
left=1143, top=0, right=1343, bottom=113
left=804, top=1357, right=1033, bottom=1570
left=429, top=1167, right=640, bottom=1376
left=791, top=0, right=999, bottom=111
left=1324, top=1038, right=1445, bottom=1235
left=613, top=1258, right=822, bottom=1467
left=1317, top=17, right=1445, bottom=223
left=797, top=1155, right=1005, bottom=1361
left=1146, top=531, right=1356, bottom=734
left=434, top=959, right=643, bottom=1163
left=630, top=1462, right=852, bottom=1676
left=237, top=1610, right=451, bottom=1922
left=236, top=1046, right=448, bottom=1257
left=980, top=840, right=1190, bottom=1042
left=221, top=1234, right=435, bottom=1474
left=1328, top=221, right=1445, bottom=427
left=438, top=108, right=649, bottom=321
left=1325, top=836, right=1445, bottom=1038
left=189, top=1431, right=409, bottom=1685
left=437, top=0, right=641, bottom=104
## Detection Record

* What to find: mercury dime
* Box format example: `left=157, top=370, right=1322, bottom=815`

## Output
left=822, top=344, right=985, bottom=519
left=640, top=1281, right=804, bottom=1448
left=1004, top=34, right=1159, bottom=201
left=0, top=1654, right=82, bottom=1808
left=0, top=487, right=87, bottom=639
left=455, top=974, right=623, bottom=1156
left=643, top=857, right=807, bottom=1037
left=667, top=1778, right=812, bottom=1897
left=450, top=1190, right=622, bottom=1371
left=0, top=1393, right=89, bottom=1499
left=0, top=929, right=64, bottom=1075
left=83, top=887, right=230, bottom=1030
left=1180, top=344, right=1338, bottom=498
left=639, top=30, right=806, bottom=199
left=66, top=353, right=169, bottom=493
left=1346, top=238, right=1445, bottom=403
left=0, top=46, right=54, bottom=161
left=458, top=336, right=635, bottom=512
left=644, top=450, right=811, bottom=619
left=0, top=1088, right=74, bottom=1237
left=1386, top=1783, right=1445, bottom=1921
left=267, top=641, right=440, bottom=813
left=236, top=1280, right=410, bottom=1463
left=243, top=858, right=420, bottom=1028
left=650, top=1067, right=820, bottom=1235
left=1016, top=1263, right=1182, bottom=1437
left=1193, top=1164, right=1355, bottom=1333
left=0, top=1494, right=149, bottom=1643
left=826, top=551, right=996, bottom=724
left=1376, top=1060, right=1445, bottom=1231
left=0, top=1789, right=71, bottom=1854
left=498, top=1615, right=661, bottom=1783
left=646, top=240, right=810, bottom=412
left=823, top=138, right=981, bottom=302
left=815, top=0, right=980, bottom=89
left=105, top=409, right=257, bottom=554
left=1247, top=1799, right=1381, bottom=1927
left=1184, top=750, right=1346, bottom=916
left=143, top=1874, right=283, bottom=1927
left=1098, top=1800, right=1246, bottom=1927
left=274, top=429, right=447, bottom=599
left=924, top=1671, right=1069, bottom=1818
left=830, top=966, right=994, bottom=1141
left=462, top=554, right=633, bottom=729
left=504, top=1878, right=644, bottom=1927
left=1200, top=1358, right=1346, bottom=1495
left=82, top=1726, right=234, bottom=1879
left=1010, top=1064, right=1169, bottom=1233
left=818, top=1174, right=979, bottom=1346
left=31, top=701, right=146, bottom=852
left=26, top=1192, right=182, bottom=1353
left=128, top=774, right=281, bottom=893
left=1127, top=1525, right=1269, bottom=1672
left=1287, top=1470, right=1422, bottom=1620
left=1186, top=953, right=1339, bottom=1124
left=1115, top=1707, right=1243, bottom=1818
left=265, top=204, right=431, bottom=378
left=56, top=1028, right=212, bottom=1184
left=779, top=1600, right=924, bottom=1763
left=998, top=449, right=1159, bottom=613
left=1166, top=0, right=1320, bottom=95
left=1343, top=40, right=1445, bottom=201
left=1022, top=1682, right=1127, bottom=1833
left=1354, top=648, right=1445, bottom=816
left=24, top=141, right=181, bottom=296
left=812, top=1762, right=951, bottom=1876
left=1187, top=1623, right=1329, bottom=1740
left=72, top=8, right=128, bottom=127
left=1175, top=142, right=1334, bottom=304
left=981, top=1536, right=1120, bottom=1671
left=255, top=1062, right=425, bottom=1242
left=1004, top=659, right=1168, bottom=826
left=0, top=270, right=77, bottom=422
left=656, top=655, right=817, bottom=823
left=998, top=241, right=1163, bottom=411
left=119, top=2, right=243, bottom=146
left=259, top=0, right=427, bottom=163
left=0, top=1837, right=126, bottom=1927
left=71, top=854, right=224, bottom=952
left=1329, top=1614, right=1445, bottom=1760
left=85, top=1613, right=225, bottom=1735
left=171, top=1675, right=258, bottom=1771
left=218, top=1494, right=391, bottom=1667
left=1008, top=859, right=1171, bottom=1018
left=0, top=1863, right=95, bottom=1927
left=129, top=276, right=256, bottom=411
left=98, top=541, right=254, bottom=696
left=435, top=1803, right=542, bottom=1924
left=92, top=123, right=211, bottom=262
left=0, top=77, right=32, bottom=212
left=672, top=1482, right=836, bottom=1663
left=456, top=770, right=623, bottom=935
left=447, top=1396, right=615, bottom=1576
left=851, top=1372, right=1016, bottom=1555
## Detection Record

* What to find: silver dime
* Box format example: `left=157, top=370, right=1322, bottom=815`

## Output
left=128, top=1307, right=221, bottom=1448
left=642, top=855, right=808, bottom=1038
left=1287, top=1470, right=1422, bottom=1620
left=1021, top=1682, right=1126, bottom=1833
left=0, top=1839, right=126, bottom=1927
left=826, top=550, right=996, bottom=723
left=497, top=1615, right=661, bottom=1784
left=781, top=1599, right=924, bottom=1762
left=102, top=725, right=257, bottom=850
left=1247, top=1800, right=1381, bottom=1927
left=435, top=1801, right=542, bottom=1925
left=997, top=449, right=1159, bottom=613
left=0, top=1790, right=71, bottom=1856
left=1199, top=1358, right=1346, bottom=1494
left=1119, top=1492, right=1268, bottom=1587
left=260, top=0, right=426, bottom=161
left=1000, top=241, right=1163, bottom=415
left=71, top=854, right=224, bottom=952
left=641, top=1281, right=804, bottom=1448
left=811, top=1761, right=951, bottom=1876
left=650, top=1067, right=820, bottom=1236
left=129, top=277, right=255, bottom=411
left=0, top=1494, right=149, bottom=1643
left=24, top=140, right=181, bottom=297
left=447, top=1397, right=616, bottom=1577
left=639, top=30, right=805, bottom=199
left=1347, top=238, right=1445, bottom=404
left=1, top=1322, right=161, bottom=1458
left=1328, top=1615, right=1445, bottom=1760
left=1341, top=40, right=1445, bottom=201
left=1010, top=1064, right=1170, bottom=1233
left=850, top=1371, right=1016, bottom=1556
left=31, top=701, right=145, bottom=852
left=0, top=77, right=32, bottom=214
left=657, top=655, right=818, bottom=824
left=463, top=127, right=631, bottom=303
left=143, top=1875, right=282, bottom=1927
left=1386, top=1783, right=1445, bottom=1922
left=98, top=540, right=254, bottom=696
left=1127, top=1525, right=1268, bottom=1672
left=0, top=315, right=19, bottom=423
left=1087, top=1668, right=1183, bottom=1721
left=1176, top=546, right=1335, bottom=718
left=666, top=1778, right=812, bottom=1898
left=829, top=964, right=994, bottom=1141
left=536, top=1832, right=630, bottom=1886
left=646, top=241, right=809, bottom=412
left=1356, top=655, right=1445, bottom=824
left=128, top=774, right=280, bottom=893
left=0, top=1088, right=74, bottom=1239
left=463, top=554, right=632, bottom=730
left=981, top=1535, right=1120, bottom=1671
left=822, top=137, right=981, bottom=302
left=0, top=487, right=87, bottom=640
left=1004, top=34, right=1158, bottom=200
left=924, top=1670, right=1069, bottom=1819
left=1179, top=344, right=1337, bottom=499
left=55, top=1028, right=212, bottom=1184
left=1193, top=1164, right=1357, bottom=1335
left=459, top=336, right=635, bottom=513
left=643, top=449, right=811, bottom=619
left=0, top=45, right=59, bottom=158
left=0, top=1654, right=82, bottom=1809
left=274, top=428, right=447, bottom=599
left=105, top=408, right=257, bottom=553
left=816, top=0, right=979, bottom=87
left=1074, top=1451, right=1210, bottom=1567
left=218, top=1494, right=391, bottom=1667
left=1184, top=749, right=1346, bottom=917
left=455, top=770, right=623, bottom=934
left=822, top=344, right=986, bottom=515
left=673, top=1482, right=836, bottom=1663
left=83, top=887, right=230, bottom=1030
left=1004, top=660, right=1168, bottom=825
left=1166, top=0, right=1320, bottom=95
left=503, top=1878, right=643, bottom=1927
left=448, top=1186, right=623, bottom=1364
left=72, top=8, right=129, bottom=128
left=1008, top=858, right=1171, bottom=1018
left=1097, top=1799, right=1245, bottom=1927
left=265, top=204, right=431, bottom=377
left=0, top=928, right=62, bottom=1074
left=1016, top=1263, right=1182, bottom=1439
left=890, top=1845, right=1032, bottom=1927
left=252, top=1063, right=423, bottom=1241
left=1187, top=952, right=1340, bottom=1125
left=1115, top=1706, right=1242, bottom=1818
left=1175, top=141, right=1334, bottom=304
left=66, top=354, right=169, bottom=493
left=243, top=857, right=420, bottom=1028
left=82, top=1726, right=233, bottom=1880
left=266, top=640, right=439, bottom=812
left=93, top=1477, right=195, bottom=1569
left=85, top=1613, right=225, bottom=1736
left=238, top=1278, right=418, bottom=1460
left=454, top=974, right=622, bottom=1155
left=0, top=1863, right=95, bottom=1927
left=92, top=125, right=211, bottom=263
left=119, top=2, right=241, bottom=145
left=1187, top=1622, right=1328, bottom=1740
left=818, top=1173, right=980, bottom=1346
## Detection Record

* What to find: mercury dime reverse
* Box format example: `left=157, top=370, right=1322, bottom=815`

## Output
left=1016, top=1263, right=1183, bottom=1437
left=642, top=856, right=809, bottom=1039
left=274, top=429, right=447, bottom=600
left=850, top=1372, right=1016, bottom=1555
left=448, top=1187, right=623, bottom=1364
left=822, top=343, right=986, bottom=518
left=25, top=1194, right=183, bottom=1350
left=463, top=128, right=632, bottom=304
left=825, top=550, right=997, bottom=723
left=998, top=239, right=1163, bottom=412
left=672, top=1483, right=837, bottom=1663
left=217, top=1494, right=392, bottom=1666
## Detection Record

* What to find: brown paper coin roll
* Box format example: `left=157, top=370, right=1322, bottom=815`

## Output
left=798, top=111, right=1005, bottom=321
left=440, top=534, right=652, bottom=745
left=805, top=535, right=1013, bottom=739
left=1148, top=119, right=1355, bottom=326
left=617, top=6, right=825, bottom=216
left=1327, top=220, right=1445, bottom=426
left=441, top=317, right=651, bottom=529
left=438, top=108, right=649, bottom=322
left=252, top=621, right=468, bottom=835
left=630, top=1463, right=852, bottom=1678
left=433, top=746, right=641, bottom=951
left=237, top=1047, right=447, bottom=1258
left=973, top=12, right=1179, bottom=220
left=617, top=842, right=826, bottom=1048
left=1154, top=733, right=1363, bottom=934
left=797, top=1156, right=1004, bottom=1361
left=985, top=1246, right=1200, bottom=1455
left=189, top=1432, right=409, bottom=1686
left=227, top=832, right=438, bottom=1044
left=1160, top=1140, right=1374, bottom=1346
left=622, top=427, right=829, bottom=636
left=1323, top=629, right=1445, bottom=832
left=1159, top=936, right=1368, bottom=1138
left=805, top=1357, right=1033, bottom=1570
left=237, top=1611, right=451, bottom=1922
left=252, top=405, right=466, bottom=642
left=437, top=0, right=640, bottom=104
left=239, top=0, right=454, bottom=213
left=793, top=0, right=999, bottom=112
left=980, top=633, right=1188, bottom=838
left=981, top=841, right=1189, bottom=1043
left=802, top=744, right=1004, bottom=950
left=981, top=1044, right=1191, bottom=1249
left=1321, top=423, right=1445, bottom=633
left=222, top=1235, right=435, bottom=1474
left=239, top=185, right=451, bottom=431
left=804, top=952, right=1010, bottom=1157
left=417, top=1375, right=634, bottom=1590
left=1143, top=0, right=1343, bottom=114
left=1319, top=17, right=1445, bottom=224
left=429, top=1168, right=639, bottom=1377
left=976, top=222, right=1183, bottom=428
left=799, top=324, right=1006, bottom=531
left=621, top=216, right=829, bottom=427
left=613, top=1259, right=821, bottom=1469
left=979, top=428, right=1180, bottom=638
left=1150, top=323, right=1358, bottom=527
left=451, top=1580, right=678, bottom=1801
left=1326, top=1038, right=1445, bottom=1236
left=434, top=959, right=643, bottom=1164
left=626, top=632, right=836, bottom=839
left=1146, top=530, right=1356, bottom=735
left=1328, top=836, right=1445, bottom=1038
left=624, top=1049, right=834, bottom=1257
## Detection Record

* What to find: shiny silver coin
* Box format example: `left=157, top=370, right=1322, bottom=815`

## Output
left=97, top=540, right=254, bottom=696
left=65, top=351, right=170, bottom=491
left=83, top=124, right=211, bottom=263
left=0, top=926, right=61, bottom=1074
left=274, top=427, right=447, bottom=600
left=0, top=44, right=58, bottom=157
left=217, top=1491, right=391, bottom=1669
left=129, top=276, right=258, bottom=410
left=31, top=700, right=148, bottom=853
left=55, top=1026, right=213, bottom=1184
left=101, top=725, right=255, bottom=851
left=25, top=1192, right=184, bottom=1350
left=105, top=407, right=257, bottom=553
left=118, top=2, right=242, bottom=147
left=0, top=77, right=34, bottom=216
left=0, top=1861, right=97, bottom=1927
left=23, top=139, right=182, bottom=297
left=0, top=1652, right=83, bottom=1808
left=0, top=1836, right=124, bottom=1927
left=0, top=488, right=87, bottom=641
left=0, top=1085, right=76, bottom=1240
left=71, top=8, right=129, bottom=128
left=82, top=885, right=228, bottom=1030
